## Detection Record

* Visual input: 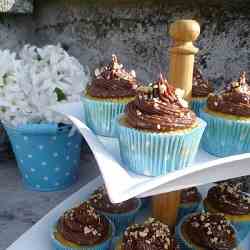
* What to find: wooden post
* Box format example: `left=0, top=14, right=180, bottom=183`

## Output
left=152, top=19, right=200, bottom=229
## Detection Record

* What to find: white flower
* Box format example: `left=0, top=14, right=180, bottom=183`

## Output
left=0, top=44, right=90, bottom=126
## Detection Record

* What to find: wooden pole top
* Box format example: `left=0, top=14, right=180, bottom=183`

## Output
left=169, top=19, right=200, bottom=43
left=168, top=19, right=200, bottom=99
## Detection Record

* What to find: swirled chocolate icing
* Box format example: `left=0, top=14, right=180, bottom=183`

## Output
left=192, top=66, right=214, bottom=97
left=86, top=55, right=139, bottom=98
left=125, top=75, right=197, bottom=132
left=121, top=218, right=179, bottom=250
left=57, top=202, right=110, bottom=246
left=206, top=182, right=250, bottom=215
left=182, top=213, right=237, bottom=250
left=207, top=72, right=250, bottom=117
left=181, top=187, right=201, bottom=204
left=89, top=186, right=138, bottom=214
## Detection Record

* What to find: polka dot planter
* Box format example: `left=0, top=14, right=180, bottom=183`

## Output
left=4, top=123, right=82, bottom=191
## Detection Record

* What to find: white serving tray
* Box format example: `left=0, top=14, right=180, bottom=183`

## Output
left=6, top=177, right=250, bottom=250
left=53, top=102, right=250, bottom=203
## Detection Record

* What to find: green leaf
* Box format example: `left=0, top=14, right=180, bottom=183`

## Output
left=54, top=87, right=66, bottom=101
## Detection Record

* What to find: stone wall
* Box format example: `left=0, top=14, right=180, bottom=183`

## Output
left=0, top=0, right=250, bottom=84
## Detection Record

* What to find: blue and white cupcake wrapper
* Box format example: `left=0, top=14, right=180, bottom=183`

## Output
left=82, top=95, right=128, bottom=137
left=203, top=203, right=250, bottom=241
left=177, top=202, right=201, bottom=223
left=4, top=123, right=82, bottom=192
left=190, top=98, right=206, bottom=117
left=176, top=213, right=240, bottom=250
left=51, top=217, right=115, bottom=250
left=116, top=117, right=206, bottom=176
left=96, top=199, right=142, bottom=236
left=200, top=109, right=250, bottom=157
left=231, top=220, right=250, bottom=241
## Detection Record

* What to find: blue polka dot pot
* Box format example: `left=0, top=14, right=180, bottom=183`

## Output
left=4, top=123, right=82, bottom=191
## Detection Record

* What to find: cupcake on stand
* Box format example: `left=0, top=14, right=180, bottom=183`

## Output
left=190, top=66, right=214, bottom=116
left=83, top=55, right=140, bottom=137
left=116, top=218, right=180, bottom=250
left=200, top=71, right=250, bottom=157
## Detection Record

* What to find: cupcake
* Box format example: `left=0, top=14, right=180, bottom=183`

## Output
left=82, top=55, right=139, bottom=137
left=177, top=212, right=239, bottom=250
left=117, top=217, right=180, bottom=250
left=116, top=74, right=206, bottom=176
left=89, top=186, right=141, bottom=235
left=51, top=201, right=115, bottom=250
left=204, top=182, right=250, bottom=240
left=190, top=66, right=214, bottom=116
left=200, top=72, right=250, bottom=157
left=177, top=187, right=202, bottom=222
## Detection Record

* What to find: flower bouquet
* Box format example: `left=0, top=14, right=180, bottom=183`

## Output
left=0, top=45, right=89, bottom=191
left=0, top=50, right=16, bottom=161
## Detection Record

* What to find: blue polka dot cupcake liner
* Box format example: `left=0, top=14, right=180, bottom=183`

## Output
left=4, top=123, right=82, bottom=191
left=116, top=116, right=206, bottom=176
left=82, top=95, right=128, bottom=137
left=200, top=109, right=250, bottom=157
left=190, top=98, right=206, bottom=117
left=95, top=198, right=142, bottom=236
left=51, top=217, right=115, bottom=250
left=177, top=202, right=201, bottom=224
left=176, top=213, right=240, bottom=250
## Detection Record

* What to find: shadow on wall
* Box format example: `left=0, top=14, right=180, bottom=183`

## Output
left=0, top=0, right=33, bottom=13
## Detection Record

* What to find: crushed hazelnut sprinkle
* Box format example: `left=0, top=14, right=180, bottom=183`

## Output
left=121, top=217, right=179, bottom=250
left=182, top=212, right=237, bottom=250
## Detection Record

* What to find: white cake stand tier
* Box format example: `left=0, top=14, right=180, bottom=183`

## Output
left=52, top=102, right=250, bottom=203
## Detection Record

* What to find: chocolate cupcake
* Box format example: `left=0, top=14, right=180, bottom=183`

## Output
left=89, top=186, right=141, bottom=235
left=116, top=74, right=206, bottom=176
left=177, top=187, right=202, bottom=223
left=200, top=72, right=250, bottom=156
left=190, top=66, right=214, bottom=116
left=82, top=55, right=139, bottom=137
left=51, top=201, right=115, bottom=250
left=204, top=182, right=250, bottom=240
left=177, top=212, right=238, bottom=250
left=117, top=218, right=179, bottom=250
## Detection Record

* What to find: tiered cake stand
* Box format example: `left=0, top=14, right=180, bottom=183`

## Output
left=6, top=20, right=250, bottom=249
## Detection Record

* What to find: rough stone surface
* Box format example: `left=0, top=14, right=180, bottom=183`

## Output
left=0, top=0, right=33, bottom=13
left=0, top=153, right=99, bottom=250
left=0, top=1, right=249, bottom=84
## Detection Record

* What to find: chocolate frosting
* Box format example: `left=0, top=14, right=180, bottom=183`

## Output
left=207, top=72, right=250, bottom=117
left=57, top=202, right=110, bottom=246
left=206, top=182, right=250, bottom=215
left=86, top=55, right=139, bottom=98
left=181, top=187, right=201, bottom=204
left=121, top=218, right=179, bottom=250
left=183, top=213, right=237, bottom=250
left=192, top=66, right=214, bottom=97
left=125, top=75, right=197, bottom=132
left=89, top=186, right=138, bottom=213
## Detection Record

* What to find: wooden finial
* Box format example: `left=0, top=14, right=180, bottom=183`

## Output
left=168, top=19, right=200, bottom=99
left=152, top=20, right=200, bottom=229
